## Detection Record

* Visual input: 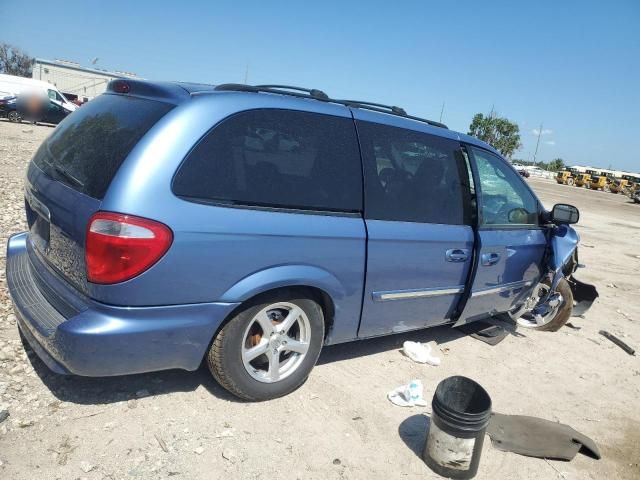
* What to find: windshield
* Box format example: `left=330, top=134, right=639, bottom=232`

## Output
left=47, top=88, right=70, bottom=104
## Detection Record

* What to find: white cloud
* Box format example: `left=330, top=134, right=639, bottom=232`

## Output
left=544, top=140, right=556, bottom=146
left=532, top=128, right=553, bottom=136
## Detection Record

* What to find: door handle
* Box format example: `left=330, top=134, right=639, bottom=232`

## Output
left=481, top=252, right=501, bottom=266
left=445, top=248, right=469, bottom=262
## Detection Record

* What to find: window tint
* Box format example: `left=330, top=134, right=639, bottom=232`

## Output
left=357, top=121, right=470, bottom=225
left=173, top=109, right=363, bottom=212
left=470, top=146, right=538, bottom=226
left=32, top=94, right=174, bottom=199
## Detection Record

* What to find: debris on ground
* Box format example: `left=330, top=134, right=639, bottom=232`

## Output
left=222, top=448, right=243, bottom=463
left=79, top=461, right=96, bottom=473
left=387, top=380, right=428, bottom=407
left=402, top=341, right=441, bottom=365
left=487, top=413, right=601, bottom=461
left=599, top=330, right=636, bottom=355
left=458, top=321, right=509, bottom=345
left=0, top=410, right=9, bottom=423
left=17, top=419, right=34, bottom=428
left=214, top=428, right=235, bottom=438
left=154, top=433, right=169, bottom=453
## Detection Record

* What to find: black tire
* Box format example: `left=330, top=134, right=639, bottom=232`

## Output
left=521, top=279, right=573, bottom=332
left=207, top=290, right=324, bottom=401
left=7, top=111, right=21, bottom=123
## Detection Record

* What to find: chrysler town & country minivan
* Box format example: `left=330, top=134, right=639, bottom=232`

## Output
left=6, top=81, right=597, bottom=400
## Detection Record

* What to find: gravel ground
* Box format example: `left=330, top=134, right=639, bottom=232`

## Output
left=0, top=119, right=638, bottom=479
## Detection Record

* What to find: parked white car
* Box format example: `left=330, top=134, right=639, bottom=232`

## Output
left=0, top=74, right=77, bottom=113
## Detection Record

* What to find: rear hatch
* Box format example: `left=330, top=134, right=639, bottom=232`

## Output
left=25, top=93, right=174, bottom=295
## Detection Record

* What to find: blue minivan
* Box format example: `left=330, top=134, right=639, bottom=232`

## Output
left=6, top=81, right=597, bottom=400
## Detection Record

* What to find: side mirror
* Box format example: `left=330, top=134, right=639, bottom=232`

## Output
left=551, top=203, right=579, bottom=224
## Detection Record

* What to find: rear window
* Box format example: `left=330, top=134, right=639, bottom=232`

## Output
left=173, top=109, right=363, bottom=213
left=32, top=94, right=173, bottom=199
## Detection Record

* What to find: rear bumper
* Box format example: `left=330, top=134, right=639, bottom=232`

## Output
left=6, top=232, right=239, bottom=376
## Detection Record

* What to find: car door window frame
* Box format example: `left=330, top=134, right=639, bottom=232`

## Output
left=356, top=120, right=474, bottom=227
left=465, top=144, right=543, bottom=230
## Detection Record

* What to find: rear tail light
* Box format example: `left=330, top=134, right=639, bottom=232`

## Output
left=85, top=212, right=173, bottom=284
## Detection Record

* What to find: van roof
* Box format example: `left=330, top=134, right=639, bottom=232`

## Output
left=0, top=73, right=63, bottom=91
left=105, top=79, right=498, bottom=154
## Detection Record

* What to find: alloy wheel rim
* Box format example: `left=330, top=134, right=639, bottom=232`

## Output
left=517, top=285, right=564, bottom=328
left=241, top=302, right=311, bottom=383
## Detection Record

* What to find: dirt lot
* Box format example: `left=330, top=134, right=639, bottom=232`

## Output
left=0, top=119, right=638, bottom=480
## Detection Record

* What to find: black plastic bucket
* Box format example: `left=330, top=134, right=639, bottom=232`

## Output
left=422, top=376, right=492, bottom=479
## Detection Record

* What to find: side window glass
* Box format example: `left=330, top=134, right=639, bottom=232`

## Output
left=470, top=147, right=538, bottom=226
left=173, top=109, right=363, bottom=212
left=47, top=90, right=56, bottom=100
left=357, top=121, right=469, bottom=225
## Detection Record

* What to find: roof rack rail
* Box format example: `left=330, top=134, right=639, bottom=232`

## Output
left=214, top=83, right=329, bottom=101
left=335, top=99, right=447, bottom=129
left=212, top=83, right=448, bottom=129
left=337, top=99, right=407, bottom=116
left=253, top=84, right=330, bottom=100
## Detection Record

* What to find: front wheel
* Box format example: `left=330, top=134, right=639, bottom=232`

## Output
left=7, top=110, right=22, bottom=123
left=207, top=291, right=325, bottom=401
left=516, top=278, right=573, bottom=332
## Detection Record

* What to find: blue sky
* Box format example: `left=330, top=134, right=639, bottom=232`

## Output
left=2, top=0, right=638, bottom=170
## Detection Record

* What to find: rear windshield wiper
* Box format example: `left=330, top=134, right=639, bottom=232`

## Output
left=53, top=165, right=84, bottom=188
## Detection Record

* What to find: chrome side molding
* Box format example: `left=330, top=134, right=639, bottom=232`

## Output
left=471, top=279, right=533, bottom=298
left=372, top=286, right=465, bottom=302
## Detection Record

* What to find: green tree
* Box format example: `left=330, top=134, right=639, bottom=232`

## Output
left=547, top=158, right=565, bottom=171
left=468, top=113, right=522, bottom=158
left=0, top=43, right=34, bottom=77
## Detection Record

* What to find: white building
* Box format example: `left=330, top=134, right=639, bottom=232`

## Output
left=32, top=58, right=140, bottom=103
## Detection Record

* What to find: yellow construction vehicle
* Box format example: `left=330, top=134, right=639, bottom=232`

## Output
left=574, top=170, right=595, bottom=188
left=590, top=172, right=614, bottom=192
left=621, top=175, right=640, bottom=196
left=556, top=169, right=577, bottom=186
left=609, top=178, right=629, bottom=194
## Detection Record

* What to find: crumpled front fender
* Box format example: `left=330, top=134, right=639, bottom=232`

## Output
left=548, top=224, right=598, bottom=316
left=550, top=224, right=579, bottom=274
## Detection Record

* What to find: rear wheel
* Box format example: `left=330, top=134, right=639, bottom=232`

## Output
left=207, top=291, right=324, bottom=401
left=516, top=278, right=573, bottom=332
